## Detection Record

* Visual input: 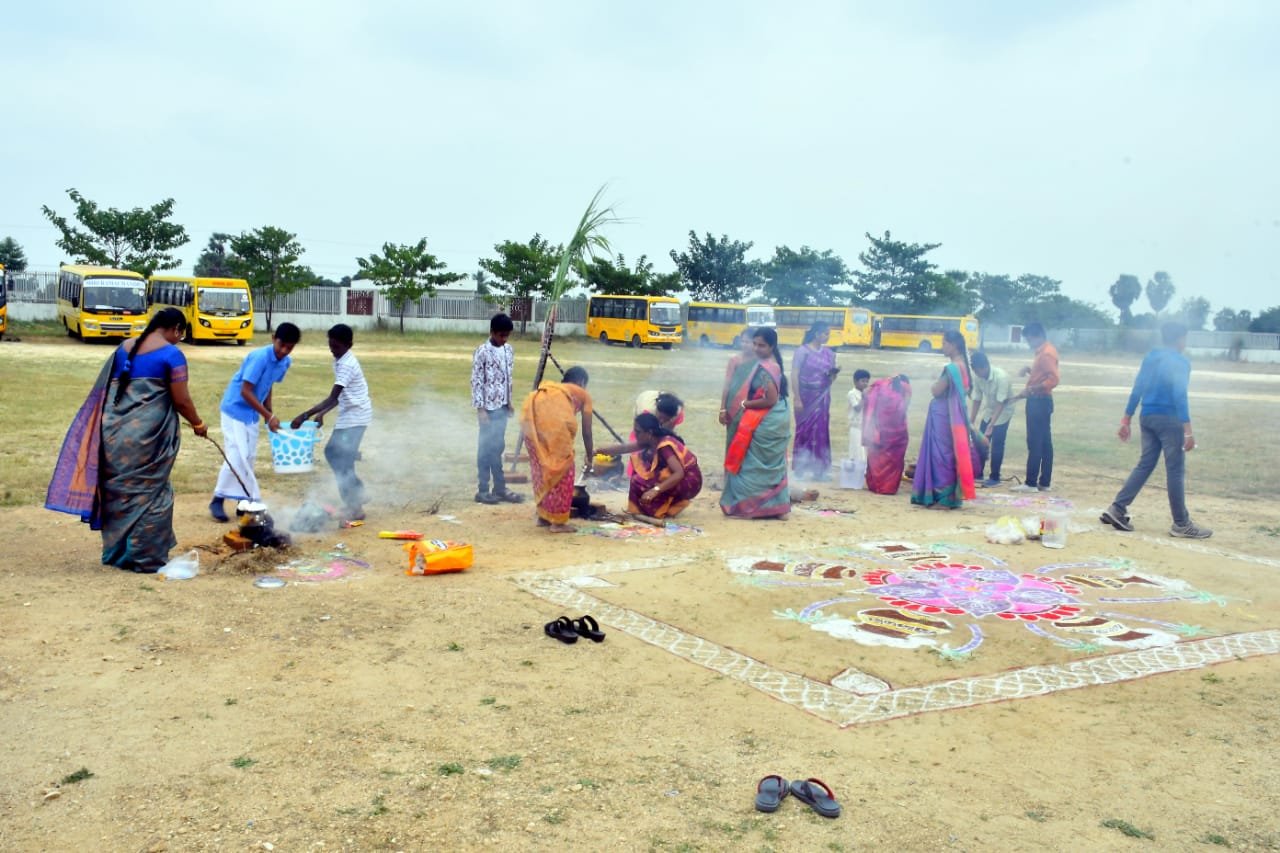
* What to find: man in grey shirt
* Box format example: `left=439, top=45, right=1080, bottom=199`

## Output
left=968, top=351, right=1018, bottom=488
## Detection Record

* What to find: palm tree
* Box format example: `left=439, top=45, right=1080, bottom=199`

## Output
left=532, top=187, right=620, bottom=388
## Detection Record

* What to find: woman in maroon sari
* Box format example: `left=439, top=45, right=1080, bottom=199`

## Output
left=862, top=374, right=912, bottom=495
left=599, top=412, right=703, bottom=519
left=791, top=322, right=840, bottom=481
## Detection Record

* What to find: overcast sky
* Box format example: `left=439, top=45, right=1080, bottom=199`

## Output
left=4, top=0, right=1277, bottom=315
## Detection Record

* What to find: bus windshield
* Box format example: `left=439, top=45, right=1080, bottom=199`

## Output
left=199, top=287, right=251, bottom=316
left=83, top=281, right=147, bottom=314
left=649, top=302, right=681, bottom=325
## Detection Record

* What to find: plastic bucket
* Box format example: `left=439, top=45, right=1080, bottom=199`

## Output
left=269, top=421, right=321, bottom=474
left=839, top=458, right=867, bottom=490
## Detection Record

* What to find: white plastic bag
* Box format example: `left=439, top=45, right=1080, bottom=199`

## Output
left=985, top=515, right=1026, bottom=545
left=158, top=549, right=199, bottom=580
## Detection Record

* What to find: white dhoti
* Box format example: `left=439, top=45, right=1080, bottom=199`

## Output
left=215, top=413, right=262, bottom=501
left=847, top=427, right=867, bottom=463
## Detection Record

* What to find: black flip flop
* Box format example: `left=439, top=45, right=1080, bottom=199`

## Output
left=790, top=778, right=841, bottom=818
left=572, top=614, right=606, bottom=643
left=544, top=616, right=579, bottom=644
left=754, top=774, right=790, bottom=813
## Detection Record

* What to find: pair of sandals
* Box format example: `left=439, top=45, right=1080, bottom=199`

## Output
left=754, top=775, right=841, bottom=818
left=543, top=615, right=606, bottom=644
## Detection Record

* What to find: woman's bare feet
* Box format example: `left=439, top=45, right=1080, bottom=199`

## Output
left=548, top=523, right=577, bottom=533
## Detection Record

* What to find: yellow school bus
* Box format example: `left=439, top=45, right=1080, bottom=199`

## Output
left=586, top=294, right=683, bottom=349
left=773, top=305, right=875, bottom=348
left=872, top=313, right=980, bottom=351
left=149, top=275, right=254, bottom=344
left=56, top=264, right=150, bottom=339
left=0, top=264, right=8, bottom=339
left=686, top=302, right=775, bottom=347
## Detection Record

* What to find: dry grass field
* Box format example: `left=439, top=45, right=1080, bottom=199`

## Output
left=2, top=327, right=1278, bottom=851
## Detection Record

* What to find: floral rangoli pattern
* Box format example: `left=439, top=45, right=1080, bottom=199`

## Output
left=746, top=540, right=1226, bottom=657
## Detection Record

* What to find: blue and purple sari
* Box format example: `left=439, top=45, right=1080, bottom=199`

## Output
left=911, top=362, right=982, bottom=509
left=47, top=344, right=188, bottom=571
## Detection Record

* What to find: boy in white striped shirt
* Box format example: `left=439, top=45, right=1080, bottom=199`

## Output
left=292, top=324, right=372, bottom=521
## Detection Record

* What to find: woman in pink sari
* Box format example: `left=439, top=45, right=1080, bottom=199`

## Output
left=861, top=374, right=912, bottom=495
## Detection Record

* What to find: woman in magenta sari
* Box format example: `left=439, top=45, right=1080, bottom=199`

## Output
left=861, top=374, right=912, bottom=495
left=912, top=330, right=986, bottom=508
left=791, top=322, right=840, bottom=481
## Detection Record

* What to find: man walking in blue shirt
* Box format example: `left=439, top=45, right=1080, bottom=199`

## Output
left=1101, top=322, right=1211, bottom=538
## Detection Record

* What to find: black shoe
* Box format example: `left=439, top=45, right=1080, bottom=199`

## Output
left=495, top=490, right=525, bottom=504
left=209, top=498, right=229, bottom=523
left=1100, top=508, right=1133, bottom=532
left=474, top=491, right=500, bottom=505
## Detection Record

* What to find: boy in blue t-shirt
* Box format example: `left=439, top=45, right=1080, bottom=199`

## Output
left=210, top=323, right=301, bottom=522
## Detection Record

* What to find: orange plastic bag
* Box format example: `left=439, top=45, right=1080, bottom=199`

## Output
left=403, top=539, right=474, bottom=575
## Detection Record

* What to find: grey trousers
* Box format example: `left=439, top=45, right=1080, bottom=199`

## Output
left=1111, top=413, right=1189, bottom=527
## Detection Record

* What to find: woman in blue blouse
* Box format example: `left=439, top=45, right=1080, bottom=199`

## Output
left=47, top=307, right=209, bottom=573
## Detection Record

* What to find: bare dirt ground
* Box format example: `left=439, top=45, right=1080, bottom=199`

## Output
left=2, top=339, right=1279, bottom=852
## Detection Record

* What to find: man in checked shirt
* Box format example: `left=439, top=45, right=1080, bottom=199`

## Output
left=472, top=313, right=525, bottom=504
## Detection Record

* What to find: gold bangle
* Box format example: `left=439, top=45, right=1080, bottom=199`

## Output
left=191, top=421, right=205, bottom=430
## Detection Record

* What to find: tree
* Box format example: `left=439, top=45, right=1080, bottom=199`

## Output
left=1109, top=274, right=1142, bottom=324
left=40, top=188, right=189, bottom=277
left=583, top=253, right=680, bottom=297
left=1248, top=306, right=1280, bottom=334
left=1025, top=294, right=1114, bottom=330
left=1145, top=271, right=1176, bottom=314
left=850, top=231, right=943, bottom=313
left=1177, top=296, right=1211, bottom=331
left=0, top=236, right=28, bottom=271
left=478, top=234, right=561, bottom=333
left=228, top=226, right=307, bottom=332
left=193, top=232, right=239, bottom=277
left=966, top=272, right=1072, bottom=325
left=669, top=231, right=762, bottom=303
left=759, top=245, right=850, bottom=306
left=474, top=269, right=492, bottom=296
left=1213, top=307, right=1252, bottom=331
left=355, top=238, right=464, bottom=333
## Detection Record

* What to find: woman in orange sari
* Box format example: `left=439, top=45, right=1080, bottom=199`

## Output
left=520, top=366, right=593, bottom=532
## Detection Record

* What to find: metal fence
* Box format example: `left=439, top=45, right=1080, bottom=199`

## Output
left=1071, top=327, right=1280, bottom=352
left=5, top=271, right=58, bottom=302
left=259, top=286, right=343, bottom=315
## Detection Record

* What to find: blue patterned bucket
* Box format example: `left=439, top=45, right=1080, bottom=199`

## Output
left=269, top=421, right=321, bottom=473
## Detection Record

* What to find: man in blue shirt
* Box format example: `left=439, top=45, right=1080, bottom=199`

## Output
left=1101, top=322, right=1211, bottom=538
left=210, top=323, right=301, bottom=522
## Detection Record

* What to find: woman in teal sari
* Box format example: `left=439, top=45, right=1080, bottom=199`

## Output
left=720, top=327, right=792, bottom=518
left=46, top=308, right=209, bottom=572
